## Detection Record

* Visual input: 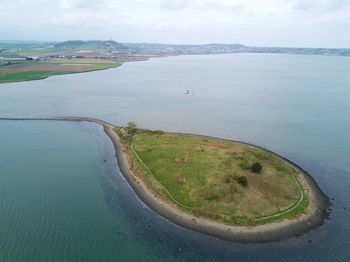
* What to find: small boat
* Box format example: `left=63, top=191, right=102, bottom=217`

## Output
left=185, top=90, right=190, bottom=95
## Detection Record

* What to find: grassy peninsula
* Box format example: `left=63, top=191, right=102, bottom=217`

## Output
left=116, top=123, right=308, bottom=226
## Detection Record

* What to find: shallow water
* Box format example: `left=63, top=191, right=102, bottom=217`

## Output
left=0, top=54, right=350, bottom=261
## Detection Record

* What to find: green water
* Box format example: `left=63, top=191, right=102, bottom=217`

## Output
left=0, top=54, right=350, bottom=261
left=0, top=121, right=179, bottom=261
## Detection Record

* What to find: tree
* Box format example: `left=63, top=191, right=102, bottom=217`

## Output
left=127, top=121, right=137, bottom=135
left=251, top=162, right=263, bottom=173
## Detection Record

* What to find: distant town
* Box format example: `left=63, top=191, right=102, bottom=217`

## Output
left=1, top=40, right=349, bottom=62
left=1, top=39, right=349, bottom=84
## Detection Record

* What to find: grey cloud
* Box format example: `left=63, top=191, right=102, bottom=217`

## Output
left=325, top=0, right=350, bottom=11
left=61, top=0, right=106, bottom=10
left=293, top=0, right=318, bottom=11
left=293, top=0, right=350, bottom=11
left=159, top=0, right=191, bottom=11
left=158, top=0, right=247, bottom=14
left=0, top=0, right=348, bottom=47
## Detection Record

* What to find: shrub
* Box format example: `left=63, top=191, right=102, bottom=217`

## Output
left=251, top=162, right=263, bottom=173
left=153, top=130, right=164, bottom=135
left=127, top=121, right=137, bottom=135
left=140, top=129, right=164, bottom=135
left=237, top=176, right=248, bottom=187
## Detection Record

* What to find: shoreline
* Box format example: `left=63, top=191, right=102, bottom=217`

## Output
left=2, top=52, right=347, bottom=85
left=0, top=116, right=330, bottom=242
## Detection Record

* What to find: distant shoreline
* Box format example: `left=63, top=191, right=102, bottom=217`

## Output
left=1, top=51, right=349, bottom=85
left=0, top=116, right=330, bottom=242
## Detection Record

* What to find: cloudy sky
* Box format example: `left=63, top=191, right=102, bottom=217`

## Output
left=0, top=0, right=349, bottom=47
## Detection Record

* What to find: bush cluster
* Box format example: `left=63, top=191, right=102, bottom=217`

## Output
left=251, top=162, right=263, bottom=173
left=127, top=121, right=137, bottom=135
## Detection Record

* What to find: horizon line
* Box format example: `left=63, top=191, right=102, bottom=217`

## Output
left=0, top=39, right=349, bottom=50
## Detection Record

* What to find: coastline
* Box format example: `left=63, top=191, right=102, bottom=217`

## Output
left=104, top=124, right=330, bottom=243
left=0, top=116, right=330, bottom=242
left=2, top=52, right=349, bottom=85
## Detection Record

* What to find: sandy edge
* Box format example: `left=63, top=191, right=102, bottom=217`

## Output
left=1, top=117, right=330, bottom=243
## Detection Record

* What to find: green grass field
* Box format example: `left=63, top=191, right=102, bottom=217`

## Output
left=117, top=127, right=308, bottom=225
left=0, top=59, right=120, bottom=84
left=0, top=70, right=66, bottom=83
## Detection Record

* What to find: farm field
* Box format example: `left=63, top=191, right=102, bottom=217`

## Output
left=0, top=58, right=120, bottom=83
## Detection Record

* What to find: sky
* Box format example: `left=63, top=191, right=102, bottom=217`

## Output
left=0, top=0, right=349, bottom=47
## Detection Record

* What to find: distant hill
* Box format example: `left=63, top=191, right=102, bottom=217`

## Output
left=123, top=42, right=246, bottom=53
left=54, top=40, right=128, bottom=50
left=123, top=42, right=349, bottom=56
left=1, top=40, right=348, bottom=57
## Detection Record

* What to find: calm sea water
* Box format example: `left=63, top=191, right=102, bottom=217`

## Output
left=0, top=54, right=350, bottom=261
